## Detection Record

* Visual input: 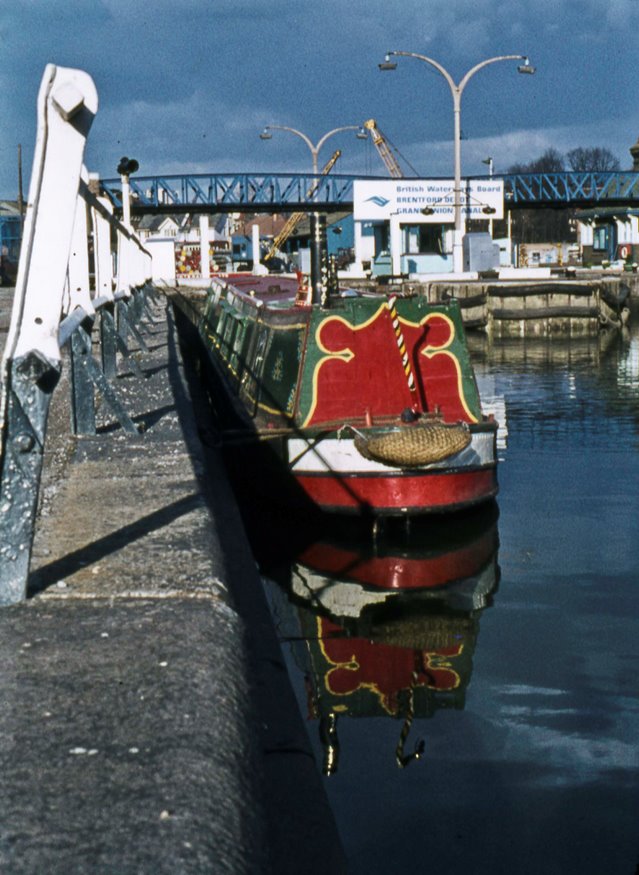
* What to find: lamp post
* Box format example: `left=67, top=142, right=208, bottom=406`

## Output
left=379, top=52, right=535, bottom=273
left=260, top=124, right=367, bottom=304
left=482, top=156, right=494, bottom=177
left=116, top=156, right=139, bottom=229
left=259, top=123, right=367, bottom=175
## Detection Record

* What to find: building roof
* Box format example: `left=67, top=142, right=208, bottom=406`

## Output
left=283, top=211, right=351, bottom=238
left=136, top=214, right=182, bottom=231
left=575, top=206, right=639, bottom=221
left=233, top=213, right=290, bottom=238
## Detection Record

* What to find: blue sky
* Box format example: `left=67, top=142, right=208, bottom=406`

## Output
left=1, top=0, right=639, bottom=197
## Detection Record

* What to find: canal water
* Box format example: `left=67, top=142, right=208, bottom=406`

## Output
left=248, top=307, right=639, bottom=874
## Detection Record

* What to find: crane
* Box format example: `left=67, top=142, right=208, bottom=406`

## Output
left=363, top=119, right=404, bottom=178
left=264, top=149, right=342, bottom=262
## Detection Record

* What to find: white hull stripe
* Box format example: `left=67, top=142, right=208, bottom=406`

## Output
left=288, top=431, right=495, bottom=474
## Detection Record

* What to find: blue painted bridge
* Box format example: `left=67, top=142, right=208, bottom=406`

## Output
left=101, top=170, right=639, bottom=214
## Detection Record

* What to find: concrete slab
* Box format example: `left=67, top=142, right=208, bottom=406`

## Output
left=0, top=293, right=347, bottom=874
left=0, top=598, right=262, bottom=875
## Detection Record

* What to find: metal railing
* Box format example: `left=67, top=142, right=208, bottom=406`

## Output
left=100, top=170, right=639, bottom=213
left=0, top=64, right=157, bottom=605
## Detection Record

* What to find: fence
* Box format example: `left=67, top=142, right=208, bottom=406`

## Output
left=0, top=64, right=158, bottom=605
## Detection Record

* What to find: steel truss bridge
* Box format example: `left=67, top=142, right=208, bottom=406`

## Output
left=101, top=170, right=639, bottom=215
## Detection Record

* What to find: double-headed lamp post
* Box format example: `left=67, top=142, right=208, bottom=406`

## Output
left=259, top=124, right=367, bottom=175
left=260, top=123, right=367, bottom=305
left=379, top=52, right=535, bottom=273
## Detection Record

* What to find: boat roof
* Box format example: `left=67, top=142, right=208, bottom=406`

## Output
left=215, top=273, right=300, bottom=307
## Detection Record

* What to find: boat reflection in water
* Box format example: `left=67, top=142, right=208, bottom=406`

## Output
left=264, top=505, right=500, bottom=776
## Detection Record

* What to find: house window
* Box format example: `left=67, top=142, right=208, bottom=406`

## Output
left=373, top=222, right=390, bottom=255
left=405, top=224, right=444, bottom=255
left=592, top=226, right=608, bottom=251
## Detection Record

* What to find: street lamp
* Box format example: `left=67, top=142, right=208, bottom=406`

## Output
left=116, top=155, right=139, bottom=229
left=379, top=52, right=535, bottom=272
left=259, top=124, right=367, bottom=175
left=260, top=124, right=367, bottom=305
left=482, top=156, right=494, bottom=177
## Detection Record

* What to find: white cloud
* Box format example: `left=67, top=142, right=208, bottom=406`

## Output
left=377, top=111, right=639, bottom=179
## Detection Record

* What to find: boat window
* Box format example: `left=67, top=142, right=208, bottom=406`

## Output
left=216, top=308, right=227, bottom=338
left=205, top=285, right=222, bottom=319
left=230, top=317, right=247, bottom=374
left=223, top=311, right=237, bottom=350
left=240, top=325, right=269, bottom=414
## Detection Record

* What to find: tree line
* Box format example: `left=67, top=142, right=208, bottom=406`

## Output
left=508, top=145, right=620, bottom=175
left=487, top=146, right=622, bottom=243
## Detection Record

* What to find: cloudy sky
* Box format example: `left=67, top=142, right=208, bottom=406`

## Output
left=1, top=0, right=639, bottom=197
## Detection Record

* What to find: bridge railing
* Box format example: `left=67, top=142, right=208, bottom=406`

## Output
left=100, top=170, right=639, bottom=212
left=506, top=170, right=639, bottom=205
left=100, top=171, right=387, bottom=212
left=0, top=64, right=157, bottom=606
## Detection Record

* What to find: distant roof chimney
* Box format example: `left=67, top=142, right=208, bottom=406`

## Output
left=630, top=137, right=639, bottom=171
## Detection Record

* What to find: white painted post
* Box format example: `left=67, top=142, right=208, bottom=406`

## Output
left=92, top=193, right=116, bottom=302
left=200, top=214, right=210, bottom=280
left=5, top=65, right=98, bottom=370
left=115, top=228, right=133, bottom=296
left=67, top=169, right=93, bottom=316
left=0, top=64, right=98, bottom=604
left=121, top=173, right=132, bottom=230
left=353, top=219, right=365, bottom=273
left=251, top=223, right=268, bottom=275
left=507, top=211, right=513, bottom=266
left=390, top=217, right=402, bottom=276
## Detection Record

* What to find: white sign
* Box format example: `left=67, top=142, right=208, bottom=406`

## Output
left=353, top=179, right=504, bottom=222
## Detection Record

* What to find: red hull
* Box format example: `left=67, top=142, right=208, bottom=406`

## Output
left=299, top=527, right=497, bottom=590
left=294, top=468, right=497, bottom=515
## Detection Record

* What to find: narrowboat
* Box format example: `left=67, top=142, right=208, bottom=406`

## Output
left=194, top=273, right=498, bottom=517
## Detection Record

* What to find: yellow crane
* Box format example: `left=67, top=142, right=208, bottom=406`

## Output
left=363, top=119, right=404, bottom=178
left=264, top=149, right=342, bottom=262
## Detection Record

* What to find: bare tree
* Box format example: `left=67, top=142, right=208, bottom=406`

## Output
left=509, top=148, right=565, bottom=175
left=506, top=149, right=571, bottom=243
left=566, top=146, right=620, bottom=172
left=493, top=145, right=622, bottom=243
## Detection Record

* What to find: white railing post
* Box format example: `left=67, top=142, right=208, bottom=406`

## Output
left=67, top=170, right=93, bottom=316
left=0, top=64, right=98, bottom=605
left=91, top=184, right=116, bottom=303
left=0, top=64, right=161, bottom=605
left=4, top=65, right=98, bottom=376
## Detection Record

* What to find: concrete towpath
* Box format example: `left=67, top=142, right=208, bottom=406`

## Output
left=0, top=289, right=346, bottom=874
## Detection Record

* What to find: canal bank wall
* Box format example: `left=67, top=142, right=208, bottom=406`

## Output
left=343, top=271, right=634, bottom=334
left=0, top=290, right=346, bottom=874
